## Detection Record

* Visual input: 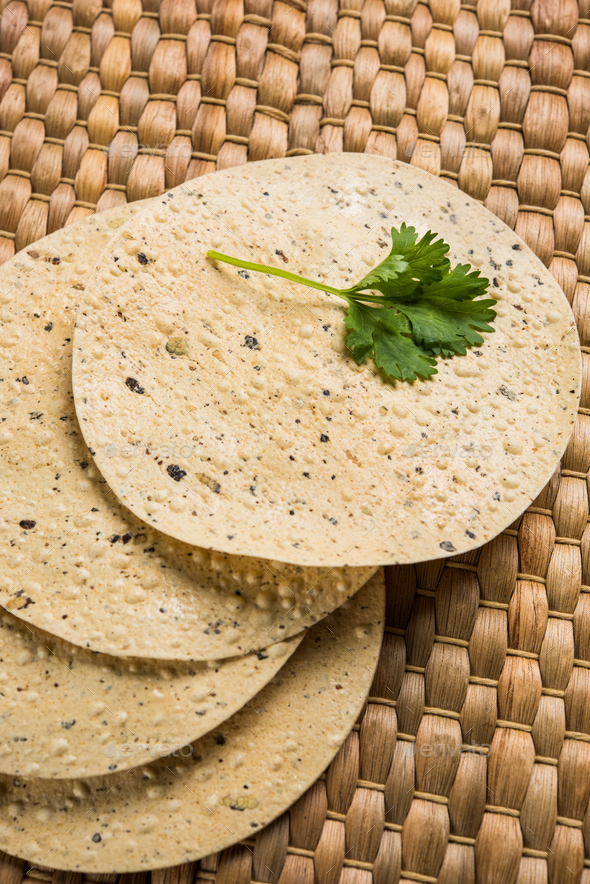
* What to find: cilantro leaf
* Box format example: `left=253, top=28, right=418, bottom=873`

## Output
left=420, top=261, right=490, bottom=302
left=344, top=299, right=377, bottom=364
left=345, top=300, right=438, bottom=380
left=207, top=219, right=496, bottom=385
left=397, top=296, right=497, bottom=356
left=343, top=224, right=450, bottom=300
left=344, top=251, right=408, bottom=295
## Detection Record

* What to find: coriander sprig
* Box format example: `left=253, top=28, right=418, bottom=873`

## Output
left=207, top=223, right=496, bottom=382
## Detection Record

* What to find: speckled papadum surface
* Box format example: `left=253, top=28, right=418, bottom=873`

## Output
left=2, top=0, right=590, bottom=881
left=72, top=154, right=579, bottom=567
left=0, top=572, right=384, bottom=872
left=0, top=208, right=374, bottom=660
left=0, top=604, right=302, bottom=780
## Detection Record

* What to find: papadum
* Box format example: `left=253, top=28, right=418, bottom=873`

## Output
left=72, top=154, right=580, bottom=568
left=0, top=608, right=300, bottom=779
left=0, top=208, right=375, bottom=659
left=0, top=570, right=384, bottom=872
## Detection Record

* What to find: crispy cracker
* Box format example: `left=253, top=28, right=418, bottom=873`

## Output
left=0, top=571, right=384, bottom=872
left=0, top=207, right=374, bottom=659
left=72, top=155, right=580, bottom=567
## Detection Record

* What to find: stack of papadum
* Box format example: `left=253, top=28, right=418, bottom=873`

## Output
left=0, top=155, right=579, bottom=872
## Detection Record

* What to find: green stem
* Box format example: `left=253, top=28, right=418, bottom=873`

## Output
left=341, top=291, right=395, bottom=305
left=207, top=250, right=400, bottom=308
left=207, top=250, right=347, bottom=300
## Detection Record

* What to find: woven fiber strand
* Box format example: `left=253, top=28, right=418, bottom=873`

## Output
left=1, top=0, right=590, bottom=881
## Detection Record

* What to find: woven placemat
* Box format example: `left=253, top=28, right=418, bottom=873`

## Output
left=1, top=0, right=590, bottom=881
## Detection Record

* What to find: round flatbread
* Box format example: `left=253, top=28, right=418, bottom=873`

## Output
left=0, top=607, right=300, bottom=780
left=0, top=209, right=375, bottom=660
left=72, top=154, right=580, bottom=568
left=0, top=570, right=384, bottom=873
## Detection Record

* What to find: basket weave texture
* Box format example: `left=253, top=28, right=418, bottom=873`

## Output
left=1, top=0, right=590, bottom=881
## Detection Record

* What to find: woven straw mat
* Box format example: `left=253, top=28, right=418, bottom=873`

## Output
left=1, top=0, right=590, bottom=882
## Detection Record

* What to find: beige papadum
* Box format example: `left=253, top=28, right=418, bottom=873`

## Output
left=0, top=207, right=375, bottom=659
left=0, top=571, right=384, bottom=873
left=0, top=607, right=300, bottom=779
left=72, top=154, right=580, bottom=568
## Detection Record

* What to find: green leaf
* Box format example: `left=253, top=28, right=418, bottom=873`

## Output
left=397, top=296, right=497, bottom=356
left=344, top=299, right=377, bottom=364
left=344, top=250, right=409, bottom=296
left=206, top=219, right=495, bottom=385
left=343, top=223, right=451, bottom=300
left=388, top=224, right=450, bottom=289
left=420, top=261, right=490, bottom=303
left=345, top=301, right=438, bottom=381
